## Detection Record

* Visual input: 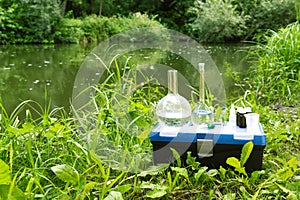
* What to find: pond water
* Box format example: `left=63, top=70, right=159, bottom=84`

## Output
left=0, top=43, right=252, bottom=115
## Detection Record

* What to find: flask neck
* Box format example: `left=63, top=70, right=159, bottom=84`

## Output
left=199, top=63, right=205, bottom=103
left=168, top=70, right=178, bottom=94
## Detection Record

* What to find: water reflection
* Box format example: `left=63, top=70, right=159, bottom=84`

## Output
left=0, top=44, right=91, bottom=114
left=0, top=43, right=251, bottom=115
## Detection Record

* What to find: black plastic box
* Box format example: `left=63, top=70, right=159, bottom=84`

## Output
left=149, top=123, right=266, bottom=173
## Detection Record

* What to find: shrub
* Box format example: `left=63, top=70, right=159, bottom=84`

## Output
left=54, top=18, right=84, bottom=43
left=188, top=0, right=297, bottom=42
left=0, top=0, right=62, bottom=44
left=189, top=0, right=247, bottom=42
left=54, top=13, right=164, bottom=44
left=242, top=0, right=297, bottom=42
left=0, top=3, right=21, bottom=44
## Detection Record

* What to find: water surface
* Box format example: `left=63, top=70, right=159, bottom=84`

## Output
left=0, top=43, right=251, bottom=115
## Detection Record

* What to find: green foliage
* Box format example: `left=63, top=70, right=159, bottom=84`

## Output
left=63, top=0, right=194, bottom=33
left=226, top=141, right=254, bottom=176
left=0, top=72, right=299, bottom=199
left=53, top=18, right=84, bottom=43
left=1, top=0, right=298, bottom=44
left=153, top=0, right=195, bottom=34
left=0, top=42, right=299, bottom=198
left=242, top=0, right=297, bottom=42
left=0, top=159, right=25, bottom=199
left=0, top=159, right=11, bottom=184
left=189, top=0, right=246, bottom=42
left=0, top=0, right=62, bottom=44
left=0, top=1, right=163, bottom=44
left=54, top=13, right=164, bottom=44
left=51, top=164, right=80, bottom=185
left=188, top=0, right=297, bottom=42
left=248, top=22, right=300, bottom=106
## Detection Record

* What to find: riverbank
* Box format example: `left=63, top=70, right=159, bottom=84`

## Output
left=0, top=79, right=299, bottom=199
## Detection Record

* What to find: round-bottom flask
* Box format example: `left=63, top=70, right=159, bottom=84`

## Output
left=156, top=70, right=191, bottom=127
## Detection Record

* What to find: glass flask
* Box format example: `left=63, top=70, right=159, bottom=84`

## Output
left=191, top=63, right=214, bottom=128
left=156, top=70, right=191, bottom=127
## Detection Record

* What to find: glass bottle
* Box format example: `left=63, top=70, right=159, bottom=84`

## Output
left=191, top=63, right=214, bottom=128
left=156, top=70, right=191, bottom=127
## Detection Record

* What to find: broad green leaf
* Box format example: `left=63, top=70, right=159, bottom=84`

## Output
left=279, top=168, right=295, bottom=182
left=227, top=157, right=247, bottom=176
left=226, top=157, right=241, bottom=169
left=219, top=166, right=227, bottom=179
left=250, top=171, right=261, bottom=182
left=0, top=159, right=11, bottom=185
left=140, top=182, right=167, bottom=191
left=0, top=185, right=9, bottom=200
left=287, top=157, right=298, bottom=171
left=240, top=141, right=254, bottom=166
left=45, top=131, right=55, bottom=139
left=207, top=169, right=218, bottom=177
left=146, top=189, right=167, bottom=199
left=51, top=164, right=79, bottom=185
left=80, top=182, right=97, bottom=199
left=194, top=166, right=208, bottom=181
left=113, top=184, right=132, bottom=194
left=170, top=148, right=181, bottom=167
left=186, top=151, right=200, bottom=170
left=7, top=126, right=19, bottom=136
left=8, top=186, right=26, bottom=200
left=104, top=191, right=123, bottom=200
left=137, top=127, right=151, bottom=140
left=0, top=185, right=25, bottom=200
left=171, top=167, right=189, bottom=180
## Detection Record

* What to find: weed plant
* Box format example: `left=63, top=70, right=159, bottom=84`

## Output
left=1, top=6, right=299, bottom=199
left=0, top=59, right=299, bottom=199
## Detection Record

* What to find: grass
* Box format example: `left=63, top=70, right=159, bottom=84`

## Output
left=0, top=21, right=300, bottom=199
left=248, top=21, right=300, bottom=107
left=0, top=59, right=299, bottom=199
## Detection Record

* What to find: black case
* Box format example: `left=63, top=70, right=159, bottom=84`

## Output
left=149, top=123, right=266, bottom=173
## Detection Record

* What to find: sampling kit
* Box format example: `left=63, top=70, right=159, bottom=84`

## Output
left=150, top=64, right=266, bottom=172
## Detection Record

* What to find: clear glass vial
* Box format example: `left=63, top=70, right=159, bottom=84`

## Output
left=156, top=70, right=191, bottom=127
left=191, top=63, right=214, bottom=128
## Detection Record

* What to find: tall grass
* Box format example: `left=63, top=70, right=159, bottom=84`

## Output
left=248, top=22, right=300, bottom=106
left=0, top=56, right=299, bottom=199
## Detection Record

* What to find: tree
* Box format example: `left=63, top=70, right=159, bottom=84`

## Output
left=189, top=0, right=246, bottom=42
left=0, top=0, right=62, bottom=43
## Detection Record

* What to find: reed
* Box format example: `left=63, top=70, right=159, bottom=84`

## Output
left=249, top=22, right=300, bottom=106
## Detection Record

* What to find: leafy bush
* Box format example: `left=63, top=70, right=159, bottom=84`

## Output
left=53, top=18, right=84, bottom=43
left=188, top=0, right=297, bottom=42
left=0, top=3, right=21, bottom=44
left=0, top=0, right=61, bottom=44
left=248, top=22, right=300, bottom=106
left=54, top=13, right=164, bottom=44
left=189, top=0, right=247, bottom=42
left=239, top=0, right=297, bottom=42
